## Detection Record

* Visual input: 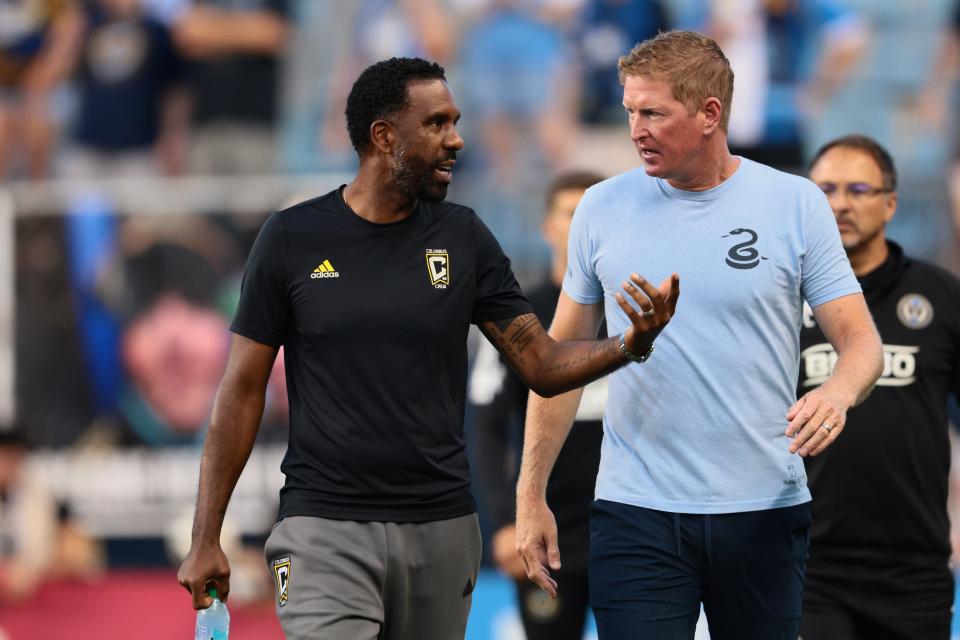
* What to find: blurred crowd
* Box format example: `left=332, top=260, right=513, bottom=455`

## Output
left=1, top=0, right=960, bottom=617
left=2, top=0, right=958, bottom=260
left=2, top=1, right=959, bottom=239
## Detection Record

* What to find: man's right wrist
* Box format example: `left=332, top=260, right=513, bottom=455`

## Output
left=190, top=529, right=223, bottom=546
left=516, top=489, right=546, bottom=507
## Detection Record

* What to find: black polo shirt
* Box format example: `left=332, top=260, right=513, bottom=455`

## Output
left=232, top=187, right=532, bottom=522
left=799, top=242, right=960, bottom=577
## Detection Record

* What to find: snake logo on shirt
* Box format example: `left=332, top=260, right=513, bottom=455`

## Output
left=722, top=228, right=767, bottom=269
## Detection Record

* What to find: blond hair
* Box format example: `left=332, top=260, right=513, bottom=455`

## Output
left=618, top=31, right=734, bottom=131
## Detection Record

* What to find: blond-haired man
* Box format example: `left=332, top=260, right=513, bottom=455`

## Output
left=515, top=31, right=883, bottom=639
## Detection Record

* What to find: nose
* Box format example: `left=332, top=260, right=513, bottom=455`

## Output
left=447, top=126, right=464, bottom=151
left=826, top=189, right=852, bottom=216
left=630, top=118, right=648, bottom=142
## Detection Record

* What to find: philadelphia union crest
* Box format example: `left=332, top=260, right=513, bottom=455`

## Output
left=896, top=294, right=933, bottom=329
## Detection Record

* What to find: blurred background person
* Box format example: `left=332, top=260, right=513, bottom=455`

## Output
left=469, top=170, right=604, bottom=640
left=915, top=0, right=960, bottom=259
left=316, top=0, right=456, bottom=165
left=172, top=0, right=291, bottom=175
left=0, top=420, right=104, bottom=602
left=60, top=0, right=188, bottom=179
left=574, top=0, right=669, bottom=125
left=458, top=1, right=578, bottom=181
left=800, top=135, right=960, bottom=640
left=451, top=0, right=584, bottom=284
left=0, top=0, right=83, bottom=178
left=707, top=0, right=868, bottom=173
left=88, top=240, right=231, bottom=447
left=14, top=211, right=97, bottom=447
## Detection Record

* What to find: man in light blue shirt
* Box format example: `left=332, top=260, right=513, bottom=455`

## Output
left=515, top=30, right=884, bottom=640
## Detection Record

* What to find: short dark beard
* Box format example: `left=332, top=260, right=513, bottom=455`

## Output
left=390, top=139, right=449, bottom=203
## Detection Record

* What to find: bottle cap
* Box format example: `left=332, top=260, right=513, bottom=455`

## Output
left=209, top=587, right=218, bottom=599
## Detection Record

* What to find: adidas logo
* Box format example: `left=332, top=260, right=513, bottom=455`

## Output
left=310, top=259, right=340, bottom=279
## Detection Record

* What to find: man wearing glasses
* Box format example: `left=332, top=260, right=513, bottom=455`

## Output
left=800, top=134, right=960, bottom=639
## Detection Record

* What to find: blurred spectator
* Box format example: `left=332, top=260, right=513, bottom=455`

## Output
left=60, top=0, right=188, bottom=179
left=575, top=0, right=669, bottom=124
left=469, top=171, right=605, bottom=640
left=91, top=241, right=230, bottom=447
left=0, top=0, right=83, bottom=178
left=458, top=2, right=578, bottom=180
left=916, top=0, right=960, bottom=246
left=15, top=216, right=97, bottom=447
left=317, top=0, right=457, bottom=160
left=0, top=422, right=104, bottom=602
left=708, top=0, right=868, bottom=172
left=172, top=0, right=291, bottom=175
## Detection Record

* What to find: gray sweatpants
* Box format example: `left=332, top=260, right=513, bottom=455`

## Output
left=264, top=513, right=482, bottom=640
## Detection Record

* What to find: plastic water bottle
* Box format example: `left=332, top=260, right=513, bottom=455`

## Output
left=195, top=587, right=230, bottom=640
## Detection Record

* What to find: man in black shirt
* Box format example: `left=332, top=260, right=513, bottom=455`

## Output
left=177, top=57, right=680, bottom=640
left=470, top=171, right=605, bottom=640
left=800, top=135, right=960, bottom=639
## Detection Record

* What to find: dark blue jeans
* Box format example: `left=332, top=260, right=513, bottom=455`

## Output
left=589, top=499, right=811, bottom=640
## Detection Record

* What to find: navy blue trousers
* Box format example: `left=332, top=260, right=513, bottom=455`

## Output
left=589, top=499, right=811, bottom=640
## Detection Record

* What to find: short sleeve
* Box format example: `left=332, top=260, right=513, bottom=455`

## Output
left=471, top=215, right=533, bottom=324
left=230, top=212, right=291, bottom=346
left=800, top=187, right=861, bottom=308
left=562, top=194, right=603, bottom=304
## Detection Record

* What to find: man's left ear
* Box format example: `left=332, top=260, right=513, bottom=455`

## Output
left=702, top=97, right=723, bottom=135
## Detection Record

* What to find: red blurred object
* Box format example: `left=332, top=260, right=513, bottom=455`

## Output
left=0, top=570, right=283, bottom=639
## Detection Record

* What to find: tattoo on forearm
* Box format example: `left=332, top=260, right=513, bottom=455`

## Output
left=542, top=340, right=609, bottom=374
left=508, top=316, right=539, bottom=353
left=486, top=314, right=540, bottom=366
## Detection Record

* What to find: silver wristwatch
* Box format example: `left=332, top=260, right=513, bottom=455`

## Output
left=619, top=333, right=654, bottom=363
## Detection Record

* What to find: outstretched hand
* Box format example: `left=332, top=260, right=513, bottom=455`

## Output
left=616, top=273, right=680, bottom=356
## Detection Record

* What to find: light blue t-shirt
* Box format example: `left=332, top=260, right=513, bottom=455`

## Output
left=564, top=157, right=860, bottom=514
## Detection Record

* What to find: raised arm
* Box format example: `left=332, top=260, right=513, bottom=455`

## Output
left=177, top=334, right=278, bottom=609
left=786, top=292, right=882, bottom=457
left=173, top=5, right=290, bottom=58
left=478, top=273, right=679, bottom=398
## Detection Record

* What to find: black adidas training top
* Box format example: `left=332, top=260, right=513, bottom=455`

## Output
left=799, top=242, right=960, bottom=576
left=231, top=187, right=532, bottom=523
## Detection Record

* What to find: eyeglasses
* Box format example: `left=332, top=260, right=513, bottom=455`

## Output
left=817, top=182, right=891, bottom=199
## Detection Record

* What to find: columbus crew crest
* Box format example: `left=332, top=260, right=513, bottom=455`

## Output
left=425, top=249, right=450, bottom=289
left=272, top=556, right=291, bottom=607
